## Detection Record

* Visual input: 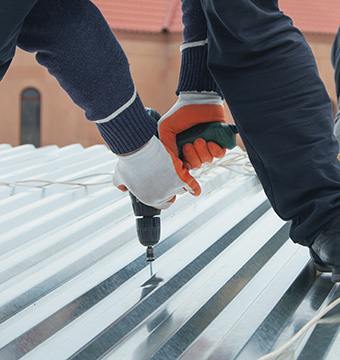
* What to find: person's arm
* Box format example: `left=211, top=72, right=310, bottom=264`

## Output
left=159, top=0, right=244, bottom=175
left=17, top=0, right=156, bottom=155
left=176, top=0, right=221, bottom=95
left=16, top=0, right=198, bottom=208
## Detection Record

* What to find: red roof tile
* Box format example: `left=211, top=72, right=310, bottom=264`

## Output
left=94, top=0, right=339, bottom=35
left=93, top=0, right=182, bottom=33
left=281, top=0, right=339, bottom=35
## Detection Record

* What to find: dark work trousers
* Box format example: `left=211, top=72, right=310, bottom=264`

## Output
left=200, top=0, right=340, bottom=245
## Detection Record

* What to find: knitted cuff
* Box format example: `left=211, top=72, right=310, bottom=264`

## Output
left=96, top=95, right=157, bottom=154
left=176, top=43, right=222, bottom=96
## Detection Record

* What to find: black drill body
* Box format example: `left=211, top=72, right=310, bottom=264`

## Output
left=129, top=192, right=161, bottom=262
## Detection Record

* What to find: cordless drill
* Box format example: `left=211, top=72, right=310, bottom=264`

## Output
left=130, top=108, right=238, bottom=275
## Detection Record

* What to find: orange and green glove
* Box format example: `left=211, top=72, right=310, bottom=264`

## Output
left=158, top=92, right=229, bottom=196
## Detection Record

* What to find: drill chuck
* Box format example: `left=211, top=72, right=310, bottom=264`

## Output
left=130, top=193, right=161, bottom=262
left=146, top=246, right=155, bottom=262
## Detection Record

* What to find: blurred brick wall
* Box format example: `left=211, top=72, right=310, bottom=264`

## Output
left=0, top=32, right=336, bottom=147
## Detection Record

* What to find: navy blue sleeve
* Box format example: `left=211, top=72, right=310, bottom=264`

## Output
left=177, top=0, right=222, bottom=95
left=17, top=0, right=156, bottom=154
left=181, top=0, right=207, bottom=43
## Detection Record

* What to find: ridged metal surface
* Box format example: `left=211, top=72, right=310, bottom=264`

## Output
left=0, top=143, right=339, bottom=360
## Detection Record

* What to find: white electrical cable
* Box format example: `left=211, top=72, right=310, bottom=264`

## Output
left=0, top=150, right=254, bottom=194
left=258, top=294, right=340, bottom=360
left=0, top=173, right=114, bottom=189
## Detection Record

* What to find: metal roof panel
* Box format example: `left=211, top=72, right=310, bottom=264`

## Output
left=0, top=144, right=339, bottom=359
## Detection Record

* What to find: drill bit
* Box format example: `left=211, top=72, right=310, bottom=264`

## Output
left=149, top=262, right=153, bottom=277
left=146, top=246, right=155, bottom=277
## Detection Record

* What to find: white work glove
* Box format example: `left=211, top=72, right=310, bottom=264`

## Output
left=113, top=136, right=198, bottom=209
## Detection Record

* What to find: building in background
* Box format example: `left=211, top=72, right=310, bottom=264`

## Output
left=0, top=0, right=339, bottom=148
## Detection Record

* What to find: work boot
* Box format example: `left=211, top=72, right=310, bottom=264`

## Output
left=310, top=217, right=340, bottom=282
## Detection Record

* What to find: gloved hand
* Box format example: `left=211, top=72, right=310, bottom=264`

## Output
left=159, top=93, right=228, bottom=172
left=113, top=136, right=199, bottom=209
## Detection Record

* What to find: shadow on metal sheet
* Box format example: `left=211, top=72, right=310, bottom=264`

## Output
left=140, top=274, right=164, bottom=300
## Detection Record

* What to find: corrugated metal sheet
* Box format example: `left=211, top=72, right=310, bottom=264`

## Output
left=0, top=143, right=339, bottom=360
